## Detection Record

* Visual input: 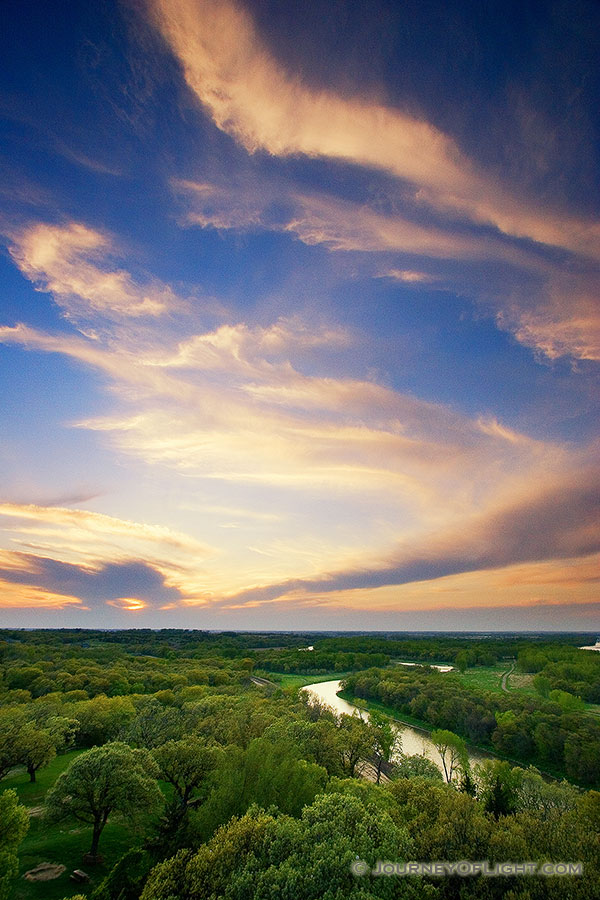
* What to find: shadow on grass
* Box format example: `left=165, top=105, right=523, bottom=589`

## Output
left=2, top=751, right=154, bottom=900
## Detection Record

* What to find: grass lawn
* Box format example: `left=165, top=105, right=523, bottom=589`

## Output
left=2, top=751, right=85, bottom=806
left=2, top=751, right=155, bottom=900
left=455, top=665, right=513, bottom=694
left=509, top=672, right=537, bottom=694
left=256, top=671, right=353, bottom=689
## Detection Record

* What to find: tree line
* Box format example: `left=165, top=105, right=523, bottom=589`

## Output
left=1, top=629, right=599, bottom=900
left=342, top=666, right=600, bottom=786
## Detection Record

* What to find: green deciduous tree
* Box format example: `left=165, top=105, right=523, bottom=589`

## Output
left=334, top=713, right=375, bottom=778
left=152, top=736, right=218, bottom=848
left=430, top=729, right=468, bottom=783
left=533, top=674, right=551, bottom=698
left=549, top=689, right=584, bottom=712
left=474, top=759, right=523, bottom=818
left=85, top=848, right=153, bottom=900
left=72, top=695, right=136, bottom=746
left=45, top=742, right=161, bottom=860
left=0, top=708, right=25, bottom=780
left=192, top=735, right=328, bottom=844
left=0, top=790, right=29, bottom=900
left=455, top=650, right=469, bottom=673
left=394, top=754, right=444, bottom=781
left=369, top=710, right=402, bottom=783
left=124, top=699, right=185, bottom=748
left=18, top=724, right=56, bottom=782
left=141, top=792, right=424, bottom=900
left=153, top=737, right=216, bottom=811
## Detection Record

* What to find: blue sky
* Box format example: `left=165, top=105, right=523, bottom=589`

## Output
left=0, top=0, right=598, bottom=630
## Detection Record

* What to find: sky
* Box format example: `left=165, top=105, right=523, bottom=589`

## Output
left=0, top=0, right=599, bottom=631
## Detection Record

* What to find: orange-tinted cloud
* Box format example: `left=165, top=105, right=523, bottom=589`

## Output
left=7, top=222, right=178, bottom=321
left=0, top=579, right=84, bottom=609
left=176, top=179, right=600, bottom=363
left=148, top=0, right=600, bottom=261
left=0, top=550, right=184, bottom=610
left=1, top=216, right=596, bottom=613
left=107, top=597, right=148, bottom=610
left=222, top=462, right=600, bottom=606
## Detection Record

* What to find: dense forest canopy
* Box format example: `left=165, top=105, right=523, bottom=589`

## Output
left=0, top=629, right=599, bottom=900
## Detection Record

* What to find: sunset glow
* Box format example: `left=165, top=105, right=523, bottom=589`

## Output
left=0, top=0, right=598, bottom=629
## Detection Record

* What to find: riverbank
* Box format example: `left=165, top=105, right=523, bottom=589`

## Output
left=337, top=686, right=563, bottom=782
left=255, top=670, right=354, bottom=689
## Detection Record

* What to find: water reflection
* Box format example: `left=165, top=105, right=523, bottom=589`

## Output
left=302, top=679, right=492, bottom=774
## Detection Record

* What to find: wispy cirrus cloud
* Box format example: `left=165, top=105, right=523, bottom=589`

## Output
left=7, top=222, right=179, bottom=322
left=1, top=216, right=596, bottom=613
left=147, top=0, right=600, bottom=262
left=0, top=304, right=567, bottom=513
left=175, top=177, right=600, bottom=363
left=0, top=502, right=212, bottom=562
left=379, top=269, right=437, bottom=284
left=174, top=178, right=531, bottom=264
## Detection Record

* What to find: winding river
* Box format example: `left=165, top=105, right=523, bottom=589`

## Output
left=302, top=679, right=495, bottom=774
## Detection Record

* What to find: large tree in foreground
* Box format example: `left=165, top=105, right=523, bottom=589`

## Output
left=141, top=791, right=422, bottom=900
left=0, top=790, right=29, bottom=900
left=45, top=742, right=161, bottom=860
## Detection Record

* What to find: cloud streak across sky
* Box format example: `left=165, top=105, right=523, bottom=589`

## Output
left=0, top=0, right=598, bottom=627
left=148, top=0, right=600, bottom=259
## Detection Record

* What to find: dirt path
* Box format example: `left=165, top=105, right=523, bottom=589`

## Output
left=500, top=662, right=516, bottom=693
left=250, top=675, right=277, bottom=687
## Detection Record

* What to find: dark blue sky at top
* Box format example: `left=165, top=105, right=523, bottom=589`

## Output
left=0, top=0, right=598, bottom=438
left=0, top=0, right=598, bottom=628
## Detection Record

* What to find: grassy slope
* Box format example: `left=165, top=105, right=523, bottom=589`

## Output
left=2, top=752, right=153, bottom=900
left=457, top=664, right=599, bottom=713
left=255, top=671, right=353, bottom=689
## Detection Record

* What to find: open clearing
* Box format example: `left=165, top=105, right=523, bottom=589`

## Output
left=1, top=751, right=151, bottom=900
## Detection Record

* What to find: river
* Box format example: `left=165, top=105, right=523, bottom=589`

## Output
left=302, top=679, right=494, bottom=774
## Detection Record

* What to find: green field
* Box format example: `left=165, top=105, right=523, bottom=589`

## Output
left=256, top=670, right=353, bottom=689
left=456, top=665, right=593, bottom=709
left=508, top=671, right=537, bottom=694
left=455, top=664, right=514, bottom=694
left=2, top=752, right=156, bottom=900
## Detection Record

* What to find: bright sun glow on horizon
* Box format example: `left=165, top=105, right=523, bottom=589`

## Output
left=0, top=0, right=598, bottom=630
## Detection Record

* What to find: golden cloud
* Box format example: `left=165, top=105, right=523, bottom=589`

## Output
left=148, top=0, right=600, bottom=261
left=8, top=222, right=179, bottom=321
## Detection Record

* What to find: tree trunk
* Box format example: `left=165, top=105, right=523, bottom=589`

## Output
left=89, top=820, right=103, bottom=858
left=27, top=764, right=36, bottom=783
left=441, top=755, right=450, bottom=783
